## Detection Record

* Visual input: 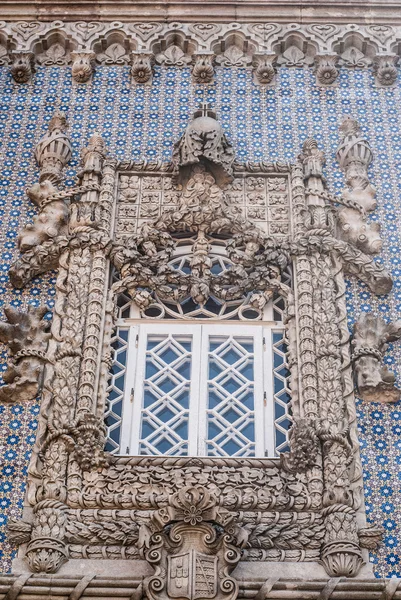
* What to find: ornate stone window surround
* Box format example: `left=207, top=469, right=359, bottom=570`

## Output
left=3, top=108, right=391, bottom=589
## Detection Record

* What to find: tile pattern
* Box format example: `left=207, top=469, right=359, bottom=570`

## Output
left=0, top=64, right=401, bottom=576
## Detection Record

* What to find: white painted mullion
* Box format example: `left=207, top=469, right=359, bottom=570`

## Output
left=187, top=325, right=202, bottom=456
left=198, top=325, right=211, bottom=456
left=119, top=326, right=139, bottom=455
left=263, top=327, right=275, bottom=457
left=252, top=327, right=265, bottom=458
left=129, top=324, right=157, bottom=455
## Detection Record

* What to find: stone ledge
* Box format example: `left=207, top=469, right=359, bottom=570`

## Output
left=1, top=0, right=401, bottom=24
left=1, top=573, right=401, bottom=600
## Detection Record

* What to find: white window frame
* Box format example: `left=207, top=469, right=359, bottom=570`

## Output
left=119, top=321, right=282, bottom=458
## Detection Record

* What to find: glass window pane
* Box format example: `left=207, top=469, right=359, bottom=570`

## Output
left=205, top=335, right=256, bottom=457
left=272, top=330, right=292, bottom=455
left=104, top=327, right=129, bottom=454
left=138, top=334, right=192, bottom=456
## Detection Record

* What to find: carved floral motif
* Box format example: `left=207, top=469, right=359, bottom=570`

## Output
left=131, top=52, right=154, bottom=84
left=314, top=54, right=339, bottom=85
left=10, top=50, right=35, bottom=82
left=71, top=50, right=95, bottom=82
left=192, top=53, right=215, bottom=84
left=252, top=53, right=276, bottom=85
left=373, top=54, right=399, bottom=87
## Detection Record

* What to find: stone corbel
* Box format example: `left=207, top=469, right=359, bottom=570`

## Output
left=144, top=486, right=244, bottom=600
left=252, top=53, right=277, bottom=85
left=71, top=50, right=96, bottom=83
left=352, top=313, right=401, bottom=403
left=0, top=305, right=51, bottom=404
left=373, top=54, right=399, bottom=87
left=192, top=52, right=215, bottom=84
left=314, top=53, right=339, bottom=86
left=10, top=50, right=35, bottom=83
left=131, top=51, right=155, bottom=85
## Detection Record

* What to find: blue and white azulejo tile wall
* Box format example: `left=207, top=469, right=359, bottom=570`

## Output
left=0, top=64, right=401, bottom=576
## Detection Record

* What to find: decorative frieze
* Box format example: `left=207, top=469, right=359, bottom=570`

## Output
left=1, top=21, right=400, bottom=85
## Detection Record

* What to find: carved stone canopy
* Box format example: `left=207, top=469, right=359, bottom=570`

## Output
left=172, top=103, right=235, bottom=187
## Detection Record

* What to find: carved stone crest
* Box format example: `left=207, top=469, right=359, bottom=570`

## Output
left=145, top=487, right=242, bottom=600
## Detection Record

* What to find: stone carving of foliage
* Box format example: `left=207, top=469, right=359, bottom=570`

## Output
left=97, top=42, right=130, bottom=65
left=37, top=42, right=70, bottom=66
left=339, top=46, right=371, bottom=67
left=155, top=44, right=192, bottom=66
left=215, top=45, right=252, bottom=67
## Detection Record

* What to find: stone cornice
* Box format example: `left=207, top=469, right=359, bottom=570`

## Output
left=1, top=1, right=401, bottom=24
left=1, top=20, right=401, bottom=87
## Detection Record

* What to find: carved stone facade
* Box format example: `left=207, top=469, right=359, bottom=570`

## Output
left=0, top=90, right=393, bottom=592
left=1, top=6, right=401, bottom=596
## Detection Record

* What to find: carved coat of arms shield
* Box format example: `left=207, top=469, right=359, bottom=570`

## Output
left=168, top=551, right=218, bottom=600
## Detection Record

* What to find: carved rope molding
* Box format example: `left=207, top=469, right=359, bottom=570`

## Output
left=0, top=21, right=400, bottom=86
left=0, top=104, right=392, bottom=589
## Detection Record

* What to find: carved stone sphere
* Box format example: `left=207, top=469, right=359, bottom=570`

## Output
left=188, top=115, right=222, bottom=141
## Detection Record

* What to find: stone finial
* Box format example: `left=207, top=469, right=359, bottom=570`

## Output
left=131, top=51, right=155, bottom=84
left=252, top=53, right=277, bottom=85
left=79, top=132, right=107, bottom=178
left=352, top=313, right=401, bottom=403
left=0, top=305, right=51, bottom=404
left=336, top=117, right=375, bottom=212
left=172, top=103, right=235, bottom=187
left=10, top=50, right=35, bottom=83
left=192, top=53, right=215, bottom=84
left=35, top=109, right=72, bottom=184
left=373, top=54, right=399, bottom=87
left=314, top=54, right=339, bottom=86
left=71, top=50, right=96, bottom=83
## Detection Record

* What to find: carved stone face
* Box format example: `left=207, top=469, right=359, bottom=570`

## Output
left=355, top=355, right=400, bottom=403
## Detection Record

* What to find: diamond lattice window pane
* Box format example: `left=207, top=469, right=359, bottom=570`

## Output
left=272, top=330, right=292, bottom=454
left=138, top=334, right=193, bottom=456
left=205, top=335, right=256, bottom=457
left=104, top=327, right=129, bottom=454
